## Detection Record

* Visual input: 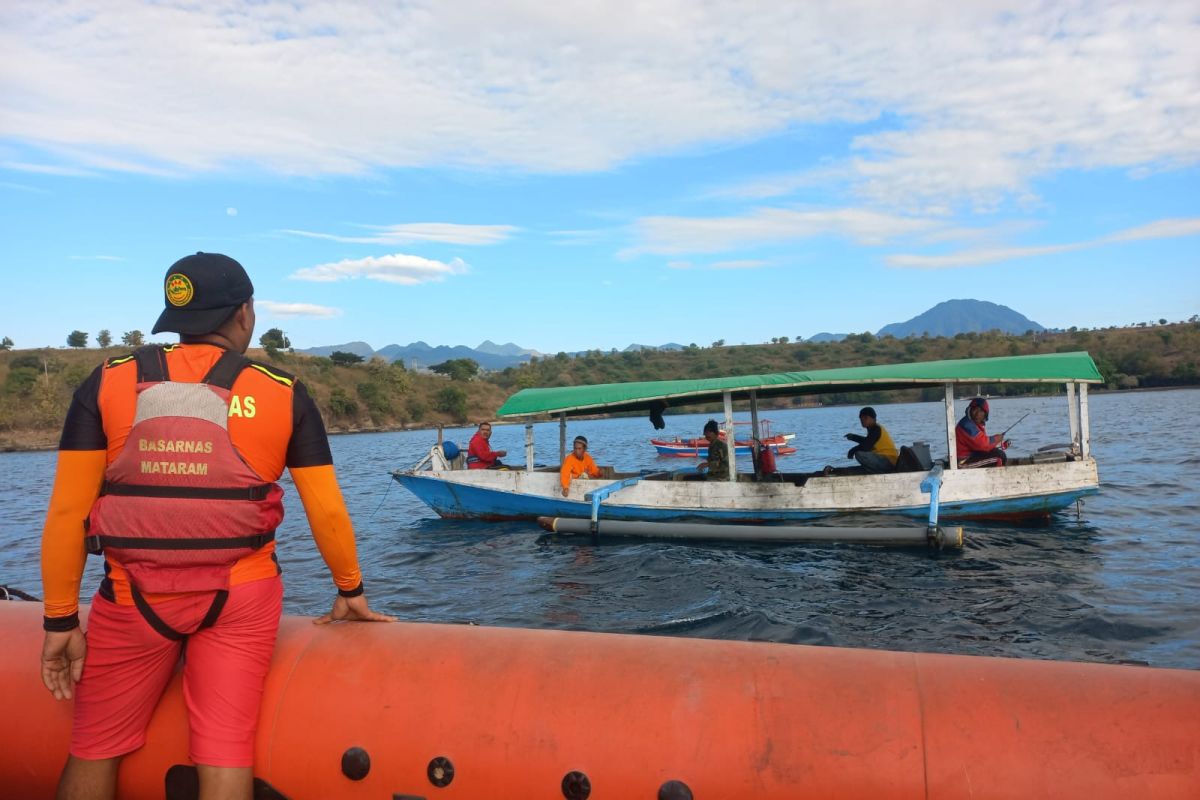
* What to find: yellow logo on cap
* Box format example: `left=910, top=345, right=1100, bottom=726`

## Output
left=165, top=273, right=194, bottom=307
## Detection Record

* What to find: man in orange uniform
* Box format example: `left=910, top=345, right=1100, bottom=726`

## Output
left=39, top=253, right=391, bottom=800
left=560, top=435, right=602, bottom=496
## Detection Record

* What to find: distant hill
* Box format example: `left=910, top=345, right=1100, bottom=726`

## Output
left=806, top=332, right=848, bottom=343
left=877, top=300, right=1044, bottom=339
left=299, top=340, right=534, bottom=370
left=623, top=342, right=685, bottom=352
left=298, top=341, right=376, bottom=358
left=475, top=340, right=540, bottom=357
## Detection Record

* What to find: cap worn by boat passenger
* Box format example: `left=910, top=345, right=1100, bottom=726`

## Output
left=703, top=419, right=720, bottom=435
left=968, top=397, right=990, bottom=420
left=859, top=407, right=877, bottom=419
left=574, top=436, right=588, bottom=447
left=152, top=252, right=254, bottom=335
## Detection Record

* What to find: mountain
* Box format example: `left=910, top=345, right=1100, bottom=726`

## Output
left=297, top=341, right=376, bottom=358
left=877, top=300, right=1044, bottom=339
left=806, top=332, right=848, bottom=343
left=375, top=341, right=534, bottom=370
left=623, top=342, right=685, bottom=352
left=475, top=340, right=540, bottom=357
left=299, top=340, right=536, bottom=370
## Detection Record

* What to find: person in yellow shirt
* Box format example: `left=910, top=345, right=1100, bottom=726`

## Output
left=844, top=406, right=898, bottom=473
left=560, top=435, right=602, bottom=496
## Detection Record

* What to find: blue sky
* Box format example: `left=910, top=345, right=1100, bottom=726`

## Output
left=2, top=1, right=1197, bottom=354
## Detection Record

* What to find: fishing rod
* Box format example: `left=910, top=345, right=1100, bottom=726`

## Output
left=1000, top=411, right=1033, bottom=438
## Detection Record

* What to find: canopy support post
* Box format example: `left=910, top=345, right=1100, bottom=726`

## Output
left=1078, top=384, right=1091, bottom=459
left=723, top=391, right=737, bottom=482
left=749, top=390, right=762, bottom=475
left=525, top=424, right=534, bottom=473
left=559, top=414, right=567, bottom=463
left=944, top=383, right=957, bottom=470
left=1066, top=383, right=1080, bottom=454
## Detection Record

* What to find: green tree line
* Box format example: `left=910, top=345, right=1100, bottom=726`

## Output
left=2, top=321, right=1197, bottom=450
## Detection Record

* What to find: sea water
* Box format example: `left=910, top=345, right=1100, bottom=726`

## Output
left=2, top=389, right=1197, bottom=668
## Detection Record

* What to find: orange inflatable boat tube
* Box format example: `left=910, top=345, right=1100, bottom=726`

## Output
left=1, top=602, right=1196, bottom=799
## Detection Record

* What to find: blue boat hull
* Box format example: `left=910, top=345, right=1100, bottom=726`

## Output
left=392, top=472, right=1096, bottom=523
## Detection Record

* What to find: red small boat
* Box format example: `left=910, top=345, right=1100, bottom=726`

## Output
left=651, top=421, right=797, bottom=458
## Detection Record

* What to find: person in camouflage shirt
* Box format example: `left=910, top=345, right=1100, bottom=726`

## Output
left=698, top=419, right=731, bottom=480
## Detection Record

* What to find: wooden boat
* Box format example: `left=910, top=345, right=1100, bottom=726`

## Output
left=3, top=602, right=1197, bottom=798
left=392, top=352, right=1102, bottom=524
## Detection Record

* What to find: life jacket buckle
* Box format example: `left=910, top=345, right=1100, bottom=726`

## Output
left=85, top=535, right=104, bottom=555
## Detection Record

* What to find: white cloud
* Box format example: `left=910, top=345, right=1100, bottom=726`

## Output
left=666, top=260, right=693, bottom=270
left=1, top=160, right=96, bottom=177
left=291, top=253, right=468, bottom=285
left=257, top=300, right=341, bottom=318
left=1109, top=218, right=1200, bottom=243
left=627, top=207, right=941, bottom=255
left=226, top=207, right=237, bottom=216
left=887, top=216, right=1200, bottom=269
left=0, top=181, right=51, bottom=194
left=283, top=222, right=515, bottom=246
left=0, top=1, right=1194, bottom=211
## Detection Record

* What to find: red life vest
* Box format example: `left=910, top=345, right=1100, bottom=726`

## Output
left=757, top=442, right=777, bottom=474
left=86, top=347, right=284, bottom=598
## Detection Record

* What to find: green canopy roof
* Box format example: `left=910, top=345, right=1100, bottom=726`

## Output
left=496, top=351, right=1102, bottom=419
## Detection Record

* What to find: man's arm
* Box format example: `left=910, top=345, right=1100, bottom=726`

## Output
left=287, top=382, right=391, bottom=623
left=41, top=367, right=107, bottom=699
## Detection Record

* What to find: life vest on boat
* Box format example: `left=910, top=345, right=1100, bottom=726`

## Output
left=756, top=440, right=777, bottom=474
left=86, top=346, right=284, bottom=596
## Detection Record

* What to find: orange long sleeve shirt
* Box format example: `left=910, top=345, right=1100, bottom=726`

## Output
left=41, top=344, right=362, bottom=626
left=560, top=452, right=602, bottom=490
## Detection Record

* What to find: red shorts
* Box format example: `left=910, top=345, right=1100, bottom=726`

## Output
left=71, top=576, right=283, bottom=767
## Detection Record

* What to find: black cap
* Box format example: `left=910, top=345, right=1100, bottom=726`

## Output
left=574, top=435, right=588, bottom=447
left=859, top=406, right=877, bottom=419
left=703, top=419, right=720, bottom=435
left=151, top=252, right=254, bottom=335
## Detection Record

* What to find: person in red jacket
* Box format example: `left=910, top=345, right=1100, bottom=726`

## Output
left=39, top=253, right=392, bottom=800
left=956, top=397, right=1009, bottom=467
left=467, top=421, right=508, bottom=469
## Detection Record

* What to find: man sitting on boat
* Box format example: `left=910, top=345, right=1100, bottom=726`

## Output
left=697, top=419, right=731, bottom=480
left=956, top=398, right=1009, bottom=468
left=844, top=407, right=898, bottom=474
left=560, top=436, right=602, bottom=496
left=467, top=421, right=508, bottom=469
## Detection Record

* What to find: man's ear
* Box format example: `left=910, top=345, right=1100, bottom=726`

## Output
left=236, top=302, right=253, bottom=331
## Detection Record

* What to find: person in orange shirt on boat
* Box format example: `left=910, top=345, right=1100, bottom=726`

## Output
left=467, top=421, right=508, bottom=469
left=956, top=397, right=1009, bottom=467
left=38, top=252, right=392, bottom=800
left=560, top=435, right=603, bottom=496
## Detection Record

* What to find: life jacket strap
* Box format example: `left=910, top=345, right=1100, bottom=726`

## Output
left=134, top=345, right=170, bottom=383
left=133, top=344, right=251, bottom=388
left=88, top=531, right=275, bottom=552
left=201, top=350, right=250, bottom=389
left=100, top=481, right=273, bottom=501
left=130, top=583, right=229, bottom=642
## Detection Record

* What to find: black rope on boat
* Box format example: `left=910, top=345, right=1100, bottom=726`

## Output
left=0, top=585, right=40, bottom=601
left=368, top=478, right=395, bottom=520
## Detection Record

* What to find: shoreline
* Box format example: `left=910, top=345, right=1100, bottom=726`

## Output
left=3, top=384, right=1196, bottom=455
